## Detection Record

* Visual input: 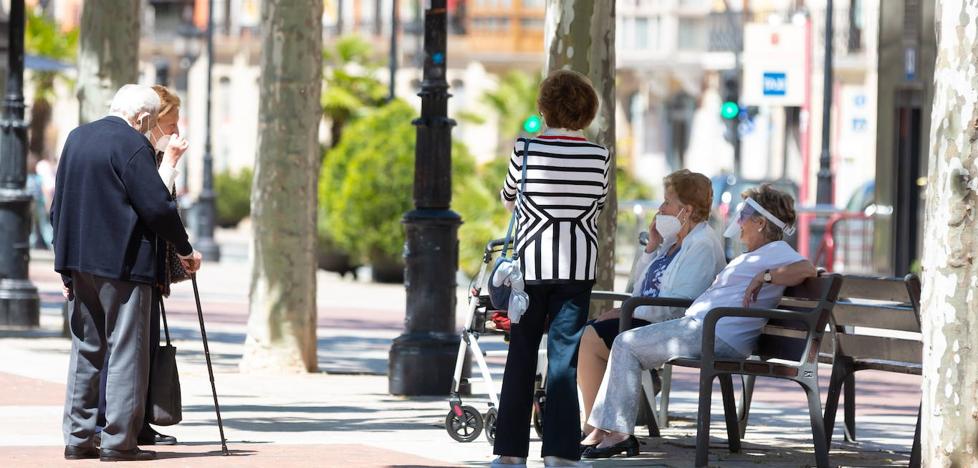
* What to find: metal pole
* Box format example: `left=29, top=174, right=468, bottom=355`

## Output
left=389, top=0, right=462, bottom=396
left=196, top=0, right=221, bottom=262
left=0, top=0, right=40, bottom=328
left=816, top=0, right=834, bottom=205
left=389, top=0, right=398, bottom=102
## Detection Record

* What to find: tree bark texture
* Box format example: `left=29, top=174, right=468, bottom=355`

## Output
left=544, top=0, right=617, bottom=297
left=77, top=0, right=139, bottom=124
left=241, top=0, right=323, bottom=373
left=921, top=1, right=978, bottom=465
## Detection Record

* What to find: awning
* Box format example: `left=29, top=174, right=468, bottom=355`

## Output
left=25, top=54, right=74, bottom=72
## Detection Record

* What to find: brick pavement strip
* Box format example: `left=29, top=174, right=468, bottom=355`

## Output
left=0, top=253, right=918, bottom=467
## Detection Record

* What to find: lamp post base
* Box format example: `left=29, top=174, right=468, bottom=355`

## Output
left=389, top=331, right=462, bottom=395
left=0, top=278, right=39, bottom=327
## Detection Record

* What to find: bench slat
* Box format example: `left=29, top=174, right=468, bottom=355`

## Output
left=838, top=275, right=910, bottom=303
left=831, top=302, right=920, bottom=332
left=837, top=334, right=922, bottom=364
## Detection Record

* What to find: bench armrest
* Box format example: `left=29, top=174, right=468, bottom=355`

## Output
left=590, top=291, right=633, bottom=302
left=619, top=296, right=695, bottom=332
left=700, top=306, right=821, bottom=367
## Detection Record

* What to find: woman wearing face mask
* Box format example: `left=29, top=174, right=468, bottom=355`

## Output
left=580, top=184, right=816, bottom=459
left=150, top=85, right=190, bottom=195
left=577, top=170, right=725, bottom=439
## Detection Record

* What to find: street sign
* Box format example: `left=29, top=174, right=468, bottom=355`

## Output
left=742, top=23, right=806, bottom=106
left=762, top=72, right=787, bottom=96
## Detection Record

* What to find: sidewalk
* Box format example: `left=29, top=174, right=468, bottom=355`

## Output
left=0, top=242, right=919, bottom=467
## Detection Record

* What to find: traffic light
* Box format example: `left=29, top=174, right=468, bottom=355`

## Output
left=523, top=114, right=542, bottom=133
left=720, top=71, right=740, bottom=143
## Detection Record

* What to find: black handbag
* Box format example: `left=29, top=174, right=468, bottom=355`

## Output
left=489, top=140, right=530, bottom=311
left=148, top=298, right=182, bottom=426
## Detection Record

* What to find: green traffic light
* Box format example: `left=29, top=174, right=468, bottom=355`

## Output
left=523, top=115, right=542, bottom=133
left=720, top=101, right=740, bottom=120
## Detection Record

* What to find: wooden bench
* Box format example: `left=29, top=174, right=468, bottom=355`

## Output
left=821, top=274, right=922, bottom=467
left=620, top=274, right=843, bottom=468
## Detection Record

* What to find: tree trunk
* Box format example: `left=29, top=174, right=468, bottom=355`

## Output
left=921, top=1, right=978, bottom=464
left=77, top=1, right=139, bottom=125
left=241, top=0, right=323, bottom=373
left=544, top=0, right=617, bottom=305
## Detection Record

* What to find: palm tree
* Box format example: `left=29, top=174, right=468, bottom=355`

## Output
left=25, top=8, right=78, bottom=160
left=321, top=36, right=388, bottom=152
left=460, top=70, right=541, bottom=157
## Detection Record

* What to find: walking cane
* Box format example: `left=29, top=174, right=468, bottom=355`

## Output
left=191, top=274, right=230, bottom=456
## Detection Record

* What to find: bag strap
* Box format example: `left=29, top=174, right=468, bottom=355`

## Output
left=501, top=139, right=531, bottom=258
left=159, top=295, right=172, bottom=347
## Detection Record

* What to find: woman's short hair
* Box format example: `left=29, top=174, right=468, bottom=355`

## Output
left=664, top=169, right=712, bottom=223
left=537, top=69, right=599, bottom=130
left=741, top=184, right=797, bottom=241
left=108, top=84, right=160, bottom=121
left=152, top=85, right=182, bottom=119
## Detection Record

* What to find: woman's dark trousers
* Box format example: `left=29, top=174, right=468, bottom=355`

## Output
left=493, top=281, right=593, bottom=460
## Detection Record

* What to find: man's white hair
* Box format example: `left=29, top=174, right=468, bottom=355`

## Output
left=108, top=84, right=161, bottom=120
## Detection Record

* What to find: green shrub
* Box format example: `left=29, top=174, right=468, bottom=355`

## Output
left=215, top=167, right=253, bottom=228
left=320, top=100, right=482, bottom=277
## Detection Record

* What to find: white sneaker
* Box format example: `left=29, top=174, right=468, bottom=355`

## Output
left=544, top=456, right=590, bottom=467
left=491, top=456, right=527, bottom=467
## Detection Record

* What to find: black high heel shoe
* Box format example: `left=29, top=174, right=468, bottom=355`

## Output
left=581, top=435, right=640, bottom=459
left=579, top=442, right=597, bottom=456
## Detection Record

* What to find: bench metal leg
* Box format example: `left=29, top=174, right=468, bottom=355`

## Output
left=640, top=370, right=661, bottom=437
left=823, top=357, right=852, bottom=446
left=802, top=380, right=830, bottom=468
left=694, top=371, right=716, bottom=467
left=843, top=371, right=856, bottom=442
left=909, top=404, right=921, bottom=468
left=719, top=374, right=741, bottom=453
left=659, top=364, right=672, bottom=428
left=737, top=374, right=755, bottom=439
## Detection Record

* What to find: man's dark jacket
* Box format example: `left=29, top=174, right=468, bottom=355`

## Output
left=51, top=116, right=193, bottom=287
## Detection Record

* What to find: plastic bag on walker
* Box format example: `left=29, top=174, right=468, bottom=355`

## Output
left=491, top=260, right=529, bottom=324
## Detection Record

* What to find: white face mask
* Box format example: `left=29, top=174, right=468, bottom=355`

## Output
left=655, top=208, right=685, bottom=245
left=146, top=125, right=171, bottom=153
left=154, top=133, right=171, bottom=153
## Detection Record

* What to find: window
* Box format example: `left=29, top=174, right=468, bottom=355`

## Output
left=677, top=18, right=708, bottom=51
left=520, top=18, right=544, bottom=30
left=635, top=17, right=648, bottom=49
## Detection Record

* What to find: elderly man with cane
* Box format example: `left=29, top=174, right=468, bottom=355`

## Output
left=52, top=84, right=202, bottom=462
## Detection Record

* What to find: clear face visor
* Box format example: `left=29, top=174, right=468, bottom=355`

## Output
left=723, top=197, right=796, bottom=238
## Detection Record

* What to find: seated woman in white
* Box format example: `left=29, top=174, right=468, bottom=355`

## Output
left=580, top=184, right=817, bottom=459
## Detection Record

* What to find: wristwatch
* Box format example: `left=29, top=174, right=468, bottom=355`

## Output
left=763, top=269, right=773, bottom=283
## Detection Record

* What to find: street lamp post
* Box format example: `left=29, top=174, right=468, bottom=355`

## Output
left=389, top=0, right=461, bottom=396
left=0, top=0, right=39, bottom=327
left=195, top=0, right=220, bottom=262
left=816, top=0, right=834, bottom=205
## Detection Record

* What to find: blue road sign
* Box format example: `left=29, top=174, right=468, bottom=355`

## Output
left=762, top=72, right=787, bottom=96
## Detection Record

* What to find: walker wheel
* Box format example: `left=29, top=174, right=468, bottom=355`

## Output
left=483, top=407, right=498, bottom=445
left=532, top=392, right=546, bottom=438
left=446, top=405, right=483, bottom=443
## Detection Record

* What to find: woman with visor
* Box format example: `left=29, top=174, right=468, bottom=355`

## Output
left=580, top=184, right=817, bottom=459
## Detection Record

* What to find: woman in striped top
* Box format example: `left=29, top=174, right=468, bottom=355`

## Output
left=492, top=70, right=610, bottom=468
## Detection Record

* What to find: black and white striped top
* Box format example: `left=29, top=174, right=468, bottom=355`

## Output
left=501, top=131, right=610, bottom=283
